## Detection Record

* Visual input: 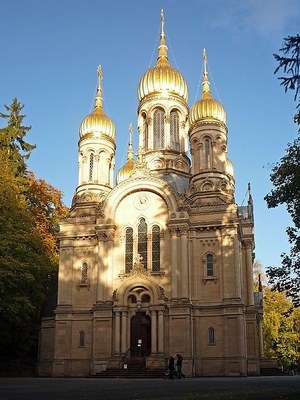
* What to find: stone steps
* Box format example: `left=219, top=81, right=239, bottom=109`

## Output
left=95, top=367, right=165, bottom=379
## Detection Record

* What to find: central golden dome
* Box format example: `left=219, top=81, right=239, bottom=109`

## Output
left=79, top=66, right=116, bottom=141
left=138, top=10, right=188, bottom=102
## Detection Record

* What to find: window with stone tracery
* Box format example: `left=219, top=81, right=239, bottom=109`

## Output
left=153, top=108, right=165, bottom=149
left=81, top=262, right=88, bottom=283
left=143, top=113, right=148, bottom=150
left=152, top=225, right=160, bottom=271
left=206, top=253, right=214, bottom=277
left=205, top=138, right=211, bottom=169
left=138, top=218, right=148, bottom=268
left=124, top=219, right=161, bottom=272
left=170, top=110, right=180, bottom=151
left=125, top=227, right=134, bottom=273
left=89, top=153, right=94, bottom=180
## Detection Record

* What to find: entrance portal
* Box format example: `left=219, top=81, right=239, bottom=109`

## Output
left=130, top=312, right=151, bottom=361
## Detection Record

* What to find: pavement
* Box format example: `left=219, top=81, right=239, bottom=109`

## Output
left=0, top=376, right=300, bottom=400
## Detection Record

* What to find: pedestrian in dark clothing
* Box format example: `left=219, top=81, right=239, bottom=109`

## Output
left=168, top=356, right=175, bottom=379
left=176, top=354, right=185, bottom=379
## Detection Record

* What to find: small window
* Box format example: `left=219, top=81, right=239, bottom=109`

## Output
left=79, top=331, right=85, bottom=347
left=142, top=294, right=150, bottom=303
left=205, top=138, right=211, bottom=169
left=81, top=262, right=88, bottom=283
left=206, top=254, right=214, bottom=277
left=125, top=227, right=134, bottom=273
left=208, top=327, right=215, bottom=345
left=170, top=110, right=180, bottom=151
left=128, top=294, right=137, bottom=303
left=138, top=218, right=148, bottom=269
left=89, top=153, right=94, bottom=180
left=153, top=108, right=165, bottom=149
left=152, top=225, right=160, bottom=271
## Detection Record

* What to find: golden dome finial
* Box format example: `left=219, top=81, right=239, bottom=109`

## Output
left=158, top=9, right=168, bottom=63
left=128, top=123, right=134, bottom=161
left=202, top=49, right=210, bottom=95
left=95, top=65, right=103, bottom=109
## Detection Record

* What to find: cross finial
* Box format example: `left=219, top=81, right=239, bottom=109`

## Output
left=161, top=9, right=165, bottom=35
left=97, top=65, right=103, bottom=91
left=203, top=49, right=207, bottom=75
left=129, top=123, right=133, bottom=145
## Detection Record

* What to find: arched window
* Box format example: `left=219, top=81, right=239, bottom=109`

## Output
left=125, top=227, right=134, bottom=273
left=79, top=331, right=85, bottom=347
left=205, top=138, right=211, bottom=169
left=138, top=218, right=148, bottom=268
left=81, top=262, right=88, bottom=283
left=89, top=153, right=94, bottom=180
left=128, top=294, right=137, bottom=303
left=142, top=294, right=150, bottom=303
left=208, top=327, right=215, bottom=345
left=152, top=225, right=160, bottom=271
left=170, top=110, right=180, bottom=151
left=206, top=254, right=214, bottom=277
left=153, top=108, right=165, bottom=149
left=143, top=114, right=148, bottom=150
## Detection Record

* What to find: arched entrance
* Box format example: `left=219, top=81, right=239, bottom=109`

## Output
left=130, top=312, right=151, bottom=363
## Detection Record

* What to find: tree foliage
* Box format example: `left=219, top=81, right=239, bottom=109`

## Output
left=263, top=289, right=300, bottom=370
left=265, top=35, right=300, bottom=307
left=0, top=99, right=67, bottom=363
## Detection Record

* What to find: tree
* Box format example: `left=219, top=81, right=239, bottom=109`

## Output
left=263, top=288, right=300, bottom=370
left=0, top=98, right=35, bottom=177
left=265, top=35, right=300, bottom=307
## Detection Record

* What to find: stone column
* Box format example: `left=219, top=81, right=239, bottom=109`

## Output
left=157, top=309, right=164, bottom=354
left=234, top=235, right=242, bottom=299
left=151, top=310, right=157, bottom=354
left=258, top=315, right=264, bottom=357
left=96, top=233, right=105, bottom=303
left=121, top=310, right=127, bottom=354
left=245, top=241, right=254, bottom=306
left=105, top=228, right=115, bottom=302
left=180, top=226, right=189, bottom=301
left=170, top=227, right=178, bottom=300
left=114, top=311, right=121, bottom=355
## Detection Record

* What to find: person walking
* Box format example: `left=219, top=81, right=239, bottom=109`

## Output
left=176, top=354, right=185, bottom=379
left=168, top=356, right=175, bottom=379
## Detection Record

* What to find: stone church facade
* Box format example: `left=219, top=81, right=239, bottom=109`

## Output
left=38, top=12, right=263, bottom=377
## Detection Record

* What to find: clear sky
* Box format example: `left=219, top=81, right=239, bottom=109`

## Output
left=1, top=0, right=300, bottom=270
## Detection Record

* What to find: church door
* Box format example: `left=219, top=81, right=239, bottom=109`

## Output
left=130, top=312, right=151, bottom=361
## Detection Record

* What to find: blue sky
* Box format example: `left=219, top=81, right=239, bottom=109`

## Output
left=1, top=0, right=300, bottom=270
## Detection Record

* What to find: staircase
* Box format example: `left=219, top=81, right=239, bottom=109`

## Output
left=95, top=366, right=165, bottom=379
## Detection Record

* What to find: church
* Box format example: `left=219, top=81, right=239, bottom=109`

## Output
left=38, top=11, right=263, bottom=377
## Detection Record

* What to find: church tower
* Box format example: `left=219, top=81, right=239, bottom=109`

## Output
left=74, top=66, right=116, bottom=205
left=137, top=11, right=190, bottom=182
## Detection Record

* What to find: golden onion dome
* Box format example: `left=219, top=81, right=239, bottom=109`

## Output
left=190, top=50, right=226, bottom=126
left=79, top=66, right=116, bottom=141
left=138, top=10, right=188, bottom=103
left=116, top=124, right=135, bottom=184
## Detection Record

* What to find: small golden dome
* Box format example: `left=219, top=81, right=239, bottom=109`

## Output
left=138, top=10, right=188, bottom=103
left=116, top=124, right=135, bottom=184
left=190, top=50, right=226, bottom=126
left=79, top=66, right=116, bottom=141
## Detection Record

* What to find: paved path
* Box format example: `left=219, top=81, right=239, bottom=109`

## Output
left=0, top=376, right=299, bottom=400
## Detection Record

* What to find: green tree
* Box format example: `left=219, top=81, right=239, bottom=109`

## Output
left=0, top=98, right=35, bottom=177
left=265, top=35, right=300, bottom=306
left=263, top=289, right=300, bottom=370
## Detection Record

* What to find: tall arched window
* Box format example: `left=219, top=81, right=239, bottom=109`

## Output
left=208, top=326, right=215, bottom=345
left=125, top=228, right=134, bottom=273
left=205, top=138, right=211, bottom=169
left=138, top=218, right=148, bottom=268
left=79, top=331, right=85, bottom=347
left=170, top=110, right=180, bottom=151
left=206, top=254, right=214, bottom=277
left=81, top=262, right=88, bottom=283
left=143, top=113, right=148, bottom=150
left=153, top=108, right=165, bottom=149
left=89, top=153, right=94, bottom=180
left=152, top=225, right=160, bottom=271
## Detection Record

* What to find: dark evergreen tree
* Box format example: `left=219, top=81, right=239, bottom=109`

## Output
left=265, top=35, right=300, bottom=307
